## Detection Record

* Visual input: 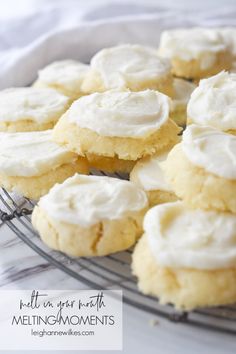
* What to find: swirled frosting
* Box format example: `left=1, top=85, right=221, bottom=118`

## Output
left=37, top=60, right=89, bottom=94
left=0, top=87, right=69, bottom=124
left=159, top=28, right=227, bottom=69
left=187, top=71, right=236, bottom=131
left=90, top=44, right=171, bottom=89
left=67, top=89, right=170, bottom=138
left=182, top=125, right=236, bottom=179
left=0, top=130, right=77, bottom=177
left=145, top=201, right=236, bottom=270
left=39, top=174, right=148, bottom=227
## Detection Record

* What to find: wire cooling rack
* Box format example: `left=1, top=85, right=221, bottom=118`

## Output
left=0, top=171, right=236, bottom=336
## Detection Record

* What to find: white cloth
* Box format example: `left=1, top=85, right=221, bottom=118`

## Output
left=0, top=1, right=236, bottom=89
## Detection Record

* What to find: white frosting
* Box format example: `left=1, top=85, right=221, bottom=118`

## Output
left=91, top=44, right=171, bottom=89
left=145, top=201, right=236, bottom=270
left=182, top=125, right=236, bottom=179
left=39, top=174, right=148, bottom=227
left=130, top=153, right=172, bottom=192
left=171, top=78, right=196, bottom=110
left=0, top=87, right=69, bottom=124
left=159, top=28, right=227, bottom=69
left=218, top=27, right=236, bottom=57
left=37, top=60, right=89, bottom=93
left=0, top=130, right=77, bottom=177
left=187, top=71, right=236, bottom=131
left=68, top=90, right=170, bottom=138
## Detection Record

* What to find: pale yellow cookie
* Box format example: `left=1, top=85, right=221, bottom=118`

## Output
left=0, top=87, right=70, bottom=132
left=187, top=71, right=236, bottom=134
left=87, top=154, right=135, bottom=173
left=0, top=130, right=88, bottom=199
left=82, top=44, right=173, bottom=96
left=33, top=60, right=90, bottom=100
left=32, top=174, right=148, bottom=257
left=132, top=202, right=236, bottom=310
left=53, top=90, right=181, bottom=162
left=158, top=28, right=232, bottom=79
left=163, top=125, right=236, bottom=213
left=130, top=149, right=178, bottom=207
left=170, top=78, right=196, bottom=126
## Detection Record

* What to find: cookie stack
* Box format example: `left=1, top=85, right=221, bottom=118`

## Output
left=132, top=124, right=236, bottom=310
left=132, top=29, right=236, bottom=310
left=0, top=28, right=235, bottom=311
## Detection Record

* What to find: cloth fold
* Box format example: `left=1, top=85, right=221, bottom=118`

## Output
left=0, top=2, right=236, bottom=89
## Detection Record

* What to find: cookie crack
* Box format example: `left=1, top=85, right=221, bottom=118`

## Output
left=91, top=222, right=104, bottom=254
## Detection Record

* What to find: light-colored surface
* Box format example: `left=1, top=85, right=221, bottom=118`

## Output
left=1, top=223, right=236, bottom=354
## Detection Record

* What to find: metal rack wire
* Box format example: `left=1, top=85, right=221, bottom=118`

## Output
left=1, top=180, right=236, bottom=336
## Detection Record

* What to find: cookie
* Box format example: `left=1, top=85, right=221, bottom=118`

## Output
left=34, top=60, right=90, bottom=100
left=82, top=44, right=173, bottom=96
left=32, top=174, right=148, bottom=257
left=53, top=90, right=181, bottom=163
left=163, top=125, right=236, bottom=213
left=187, top=71, right=236, bottom=133
left=0, top=87, right=70, bottom=132
left=130, top=150, right=178, bottom=207
left=158, top=28, right=232, bottom=79
left=170, top=78, right=196, bottom=126
left=0, top=130, right=88, bottom=199
left=132, top=201, right=236, bottom=310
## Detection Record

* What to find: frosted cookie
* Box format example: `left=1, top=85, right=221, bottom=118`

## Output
left=34, top=60, right=90, bottom=100
left=0, top=87, right=69, bottom=132
left=187, top=71, right=236, bottom=133
left=82, top=44, right=173, bottom=96
left=132, top=201, right=236, bottom=310
left=32, top=174, right=148, bottom=257
left=158, top=28, right=232, bottom=79
left=0, top=130, right=88, bottom=199
left=53, top=90, right=181, bottom=164
left=170, top=78, right=196, bottom=126
left=130, top=151, right=178, bottom=207
left=163, top=125, right=236, bottom=213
